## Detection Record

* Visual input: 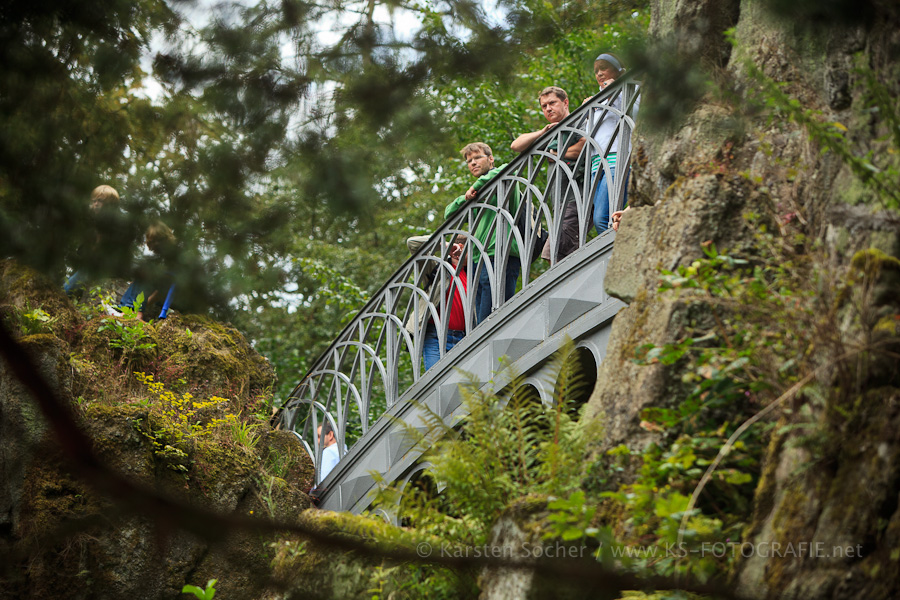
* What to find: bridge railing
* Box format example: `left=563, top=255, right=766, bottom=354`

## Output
left=279, top=74, right=641, bottom=484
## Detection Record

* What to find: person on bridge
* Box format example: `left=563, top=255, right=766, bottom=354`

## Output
left=317, top=422, right=340, bottom=480
left=587, top=52, right=637, bottom=234
left=511, top=86, right=587, bottom=263
left=421, top=238, right=468, bottom=370
left=405, top=234, right=470, bottom=370
left=444, top=143, right=521, bottom=325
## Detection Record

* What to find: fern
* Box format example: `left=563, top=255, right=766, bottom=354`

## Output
left=372, top=339, right=600, bottom=544
left=360, top=341, right=602, bottom=598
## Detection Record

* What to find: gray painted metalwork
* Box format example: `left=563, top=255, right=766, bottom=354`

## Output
left=277, top=75, right=641, bottom=513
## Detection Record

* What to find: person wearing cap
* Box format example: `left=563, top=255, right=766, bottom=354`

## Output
left=511, top=86, right=587, bottom=262
left=588, top=52, right=638, bottom=234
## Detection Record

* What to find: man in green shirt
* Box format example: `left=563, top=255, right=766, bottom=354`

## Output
left=444, top=142, right=520, bottom=325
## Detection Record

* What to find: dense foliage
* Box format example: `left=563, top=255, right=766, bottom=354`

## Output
left=352, top=347, right=601, bottom=598
left=1, top=0, right=651, bottom=403
left=236, top=2, right=651, bottom=402
left=268, top=31, right=900, bottom=596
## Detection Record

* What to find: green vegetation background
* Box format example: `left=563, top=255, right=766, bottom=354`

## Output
left=0, top=0, right=649, bottom=403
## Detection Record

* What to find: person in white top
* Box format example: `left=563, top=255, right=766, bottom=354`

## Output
left=588, top=52, right=638, bottom=234
left=316, top=422, right=340, bottom=480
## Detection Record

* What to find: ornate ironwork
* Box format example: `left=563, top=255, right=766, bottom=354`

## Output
left=278, top=74, right=641, bottom=488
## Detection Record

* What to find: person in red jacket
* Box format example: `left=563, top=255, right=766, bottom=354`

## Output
left=423, top=239, right=468, bottom=370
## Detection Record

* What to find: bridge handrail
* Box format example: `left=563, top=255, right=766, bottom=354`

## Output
left=279, top=73, right=641, bottom=483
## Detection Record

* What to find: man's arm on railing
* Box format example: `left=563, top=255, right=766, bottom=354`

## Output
left=510, top=123, right=555, bottom=153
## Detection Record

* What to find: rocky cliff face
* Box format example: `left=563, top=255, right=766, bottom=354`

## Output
left=0, top=261, right=315, bottom=599
left=587, top=0, right=900, bottom=598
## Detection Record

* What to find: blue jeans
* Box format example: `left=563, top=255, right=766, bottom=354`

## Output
left=475, top=256, right=521, bottom=325
left=119, top=281, right=153, bottom=311
left=593, top=164, right=628, bottom=234
left=64, top=270, right=87, bottom=296
left=423, top=323, right=466, bottom=371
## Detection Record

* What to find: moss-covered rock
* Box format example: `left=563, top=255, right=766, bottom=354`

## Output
left=258, top=429, right=316, bottom=492
left=154, top=314, right=275, bottom=403
left=0, top=260, right=80, bottom=340
left=2, top=372, right=315, bottom=600
left=479, top=497, right=550, bottom=600
left=78, top=313, right=160, bottom=371
left=268, top=509, right=388, bottom=600
left=734, top=386, right=900, bottom=599
left=584, top=293, right=714, bottom=455
left=0, top=257, right=313, bottom=599
left=583, top=1, right=900, bottom=599
left=1, top=329, right=74, bottom=555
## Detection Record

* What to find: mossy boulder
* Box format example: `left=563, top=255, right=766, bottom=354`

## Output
left=154, top=314, right=275, bottom=402
left=0, top=259, right=79, bottom=340
left=479, top=496, right=549, bottom=600
left=258, top=429, right=316, bottom=492
left=2, top=377, right=315, bottom=600
left=0, top=332, right=73, bottom=554
left=268, top=509, right=389, bottom=600
left=78, top=313, right=161, bottom=371
left=480, top=495, right=607, bottom=600
left=584, top=1, right=900, bottom=599
left=734, top=386, right=900, bottom=599
left=584, top=292, right=715, bottom=454
left=0, top=258, right=314, bottom=599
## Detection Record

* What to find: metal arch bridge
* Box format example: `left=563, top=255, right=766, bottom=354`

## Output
left=277, top=75, right=641, bottom=514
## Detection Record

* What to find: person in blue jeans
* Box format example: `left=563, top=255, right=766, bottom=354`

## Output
left=444, top=143, right=521, bottom=325
left=118, top=221, right=176, bottom=320
left=422, top=239, right=468, bottom=370
left=588, top=52, right=638, bottom=233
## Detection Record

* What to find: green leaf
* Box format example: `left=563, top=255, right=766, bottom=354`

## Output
left=182, top=578, right=216, bottom=599
left=182, top=585, right=205, bottom=599
left=562, top=528, right=584, bottom=541
left=724, top=470, right=753, bottom=485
